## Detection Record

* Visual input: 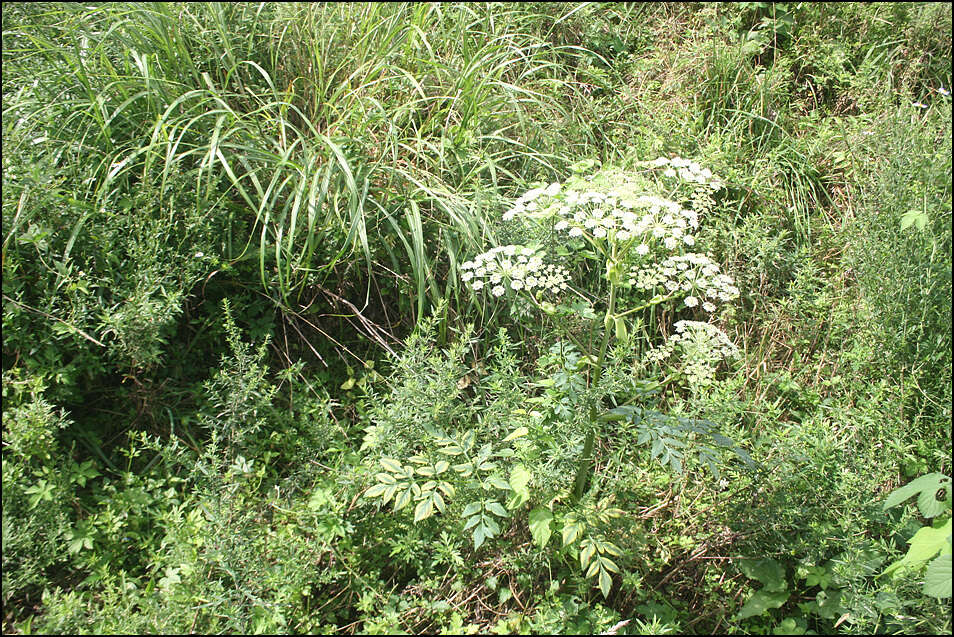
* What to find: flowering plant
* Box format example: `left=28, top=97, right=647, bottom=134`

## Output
left=464, top=158, right=741, bottom=498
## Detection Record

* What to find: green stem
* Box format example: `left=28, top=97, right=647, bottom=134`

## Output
left=573, top=249, right=618, bottom=500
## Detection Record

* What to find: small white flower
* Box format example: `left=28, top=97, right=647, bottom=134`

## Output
left=492, top=285, right=505, bottom=296
left=472, top=280, right=484, bottom=290
left=554, top=220, right=569, bottom=231
left=461, top=272, right=474, bottom=281
left=461, top=261, right=475, bottom=269
left=938, top=87, right=950, bottom=97
left=545, top=182, right=561, bottom=196
left=635, top=244, right=650, bottom=256
left=663, top=167, right=676, bottom=178
left=510, top=279, right=523, bottom=290
left=593, top=227, right=607, bottom=238
left=703, top=302, right=716, bottom=312
left=664, top=236, right=677, bottom=250
left=684, top=295, right=699, bottom=308
left=912, top=101, right=928, bottom=108
left=569, top=227, right=584, bottom=238
left=195, top=251, right=204, bottom=258
left=683, top=235, right=695, bottom=246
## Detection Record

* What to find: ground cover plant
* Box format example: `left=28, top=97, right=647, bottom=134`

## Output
left=2, top=2, right=951, bottom=634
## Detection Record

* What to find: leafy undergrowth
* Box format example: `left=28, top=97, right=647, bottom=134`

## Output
left=2, top=2, right=951, bottom=634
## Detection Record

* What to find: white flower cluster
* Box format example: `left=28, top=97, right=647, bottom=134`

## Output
left=502, top=182, right=562, bottom=221
left=646, top=157, right=724, bottom=191
left=547, top=191, right=700, bottom=251
left=461, top=245, right=569, bottom=297
left=644, top=320, right=739, bottom=386
left=628, top=253, right=739, bottom=312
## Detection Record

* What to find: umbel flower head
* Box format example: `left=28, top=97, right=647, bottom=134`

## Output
left=644, top=156, right=724, bottom=191
left=461, top=245, right=569, bottom=297
left=629, top=253, right=739, bottom=312
left=644, top=320, right=739, bottom=386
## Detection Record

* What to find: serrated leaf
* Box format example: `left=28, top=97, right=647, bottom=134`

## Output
left=394, top=488, right=412, bottom=511
left=600, top=556, right=620, bottom=573
left=509, top=464, right=531, bottom=494
left=883, top=518, right=953, bottom=577
left=599, top=567, right=613, bottom=599
left=585, top=559, right=601, bottom=579
left=563, top=522, right=582, bottom=547
left=580, top=541, right=597, bottom=569
left=380, top=458, right=402, bottom=473
left=884, top=473, right=951, bottom=512
left=433, top=491, right=446, bottom=513
left=529, top=508, right=553, bottom=548
left=364, top=483, right=390, bottom=499
left=503, top=427, right=529, bottom=442
left=737, top=589, right=790, bottom=620
left=923, top=552, right=952, bottom=599
left=602, top=541, right=623, bottom=557
left=375, top=472, right=397, bottom=484
left=739, top=558, right=788, bottom=592
left=486, top=501, right=508, bottom=518
left=918, top=485, right=951, bottom=519
left=414, top=498, right=433, bottom=523
left=488, top=476, right=511, bottom=491
left=473, top=524, right=486, bottom=550
left=437, top=482, right=455, bottom=498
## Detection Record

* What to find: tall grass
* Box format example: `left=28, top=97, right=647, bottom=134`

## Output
left=3, top=2, right=600, bottom=346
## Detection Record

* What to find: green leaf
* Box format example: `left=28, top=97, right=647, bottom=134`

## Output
left=739, top=558, right=788, bottom=592
left=414, top=498, right=433, bottom=523
left=394, top=488, right=413, bottom=512
left=580, top=541, right=597, bottom=570
left=364, top=483, right=390, bottom=498
left=529, top=508, right=553, bottom=548
left=600, top=556, right=620, bottom=573
left=379, top=458, right=403, bottom=473
left=900, top=209, right=929, bottom=232
left=737, top=589, right=790, bottom=620
left=486, top=501, right=508, bottom=518
left=884, top=473, right=952, bottom=517
left=473, top=524, right=486, bottom=550
left=883, top=518, right=953, bottom=577
left=503, top=427, right=529, bottom=442
left=614, top=316, right=627, bottom=341
left=599, top=567, right=613, bottom=599
left=462, top=502, right=481, bottom=517
left=508, top=464, right=531, bottom=508
left=923, top=552, right=952, bottom=599
left=562, top=520, right=583, bottom=547
left=432, top=491, right=446, bottom=513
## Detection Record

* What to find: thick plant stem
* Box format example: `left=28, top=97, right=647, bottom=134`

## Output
left=573, top=265, right=617, bottom=500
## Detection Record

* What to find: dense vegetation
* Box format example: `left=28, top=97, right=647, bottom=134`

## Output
left=2, top=2, right=951, bottom=634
